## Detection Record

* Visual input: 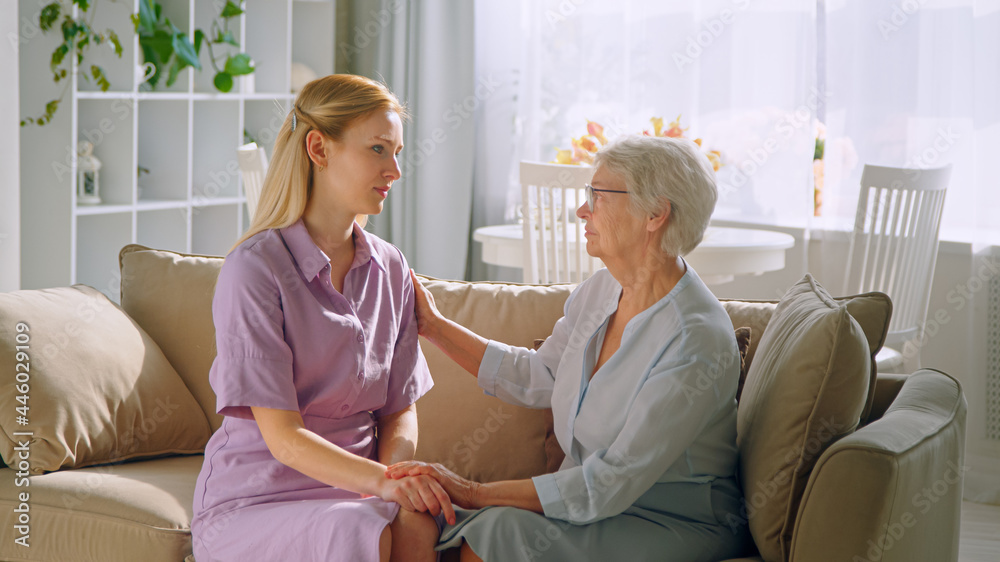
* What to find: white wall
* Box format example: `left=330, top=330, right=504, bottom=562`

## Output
left=0, top=2, right=20, bottom=292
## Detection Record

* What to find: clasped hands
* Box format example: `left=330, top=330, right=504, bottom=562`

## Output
left=379, top=461, right=481, bottom=526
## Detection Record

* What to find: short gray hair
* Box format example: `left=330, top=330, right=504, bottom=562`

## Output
left=593, top=135, right=717, bottom=257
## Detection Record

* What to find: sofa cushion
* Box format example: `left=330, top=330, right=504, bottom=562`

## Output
left=0, top=455, right=202, bottom=561
left=734, top=326, right=752, bottom=402
left=721, top=290, right=891, bottom=425
left=0, top=286, right=211, bottom=474
left=720, top=300, right=777, bottom=370
left=413, top=276, right=575, bottom=483
left=119, top=244, right=225, bottom=431
left=735, top=274, right=886, bottom=562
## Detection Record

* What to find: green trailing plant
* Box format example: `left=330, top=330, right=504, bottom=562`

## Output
left=132, top=0, right=255, bottom=92
left=21, top=0, right=123, bottom=126
left=21, top=0, right=257, bottom=126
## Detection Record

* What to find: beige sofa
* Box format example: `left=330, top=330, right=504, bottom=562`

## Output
left=0, top=244, right=967, bottom=562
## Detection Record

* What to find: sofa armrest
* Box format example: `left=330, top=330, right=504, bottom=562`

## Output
left=787, top=369, right=966, bottom=562
left=866, top=373, right=909, bottom=424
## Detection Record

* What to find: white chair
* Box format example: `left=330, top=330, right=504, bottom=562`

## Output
left=520, top=161, right=601, bottom=284
left=843, top=163, right=952, bottom=373
left=237, top=142, right=268, bottom=220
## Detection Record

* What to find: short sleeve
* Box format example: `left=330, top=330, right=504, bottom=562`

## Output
left=209, top=247, right=297, bottom=420
left=375, top=252, right=433, bottom=417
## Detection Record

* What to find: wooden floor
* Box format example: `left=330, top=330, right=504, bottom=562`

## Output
left=960, top=501, right=1000, bottom=562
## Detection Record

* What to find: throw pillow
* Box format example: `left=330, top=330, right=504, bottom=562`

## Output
left=735, top=274, right=887, bottom=562
left=734, top=326, right=752, bottom=402
left=0, top=285, right=212, bottom=474
left=722, top=293, right=891, bottom=425
left=119, top=244, right=225, bottom=431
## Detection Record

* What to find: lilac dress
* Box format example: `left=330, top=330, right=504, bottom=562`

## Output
left=191, top=218, right=433, bottom=562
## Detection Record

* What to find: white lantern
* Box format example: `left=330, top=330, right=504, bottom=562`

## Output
left=76, top=140, right=102, bottom=205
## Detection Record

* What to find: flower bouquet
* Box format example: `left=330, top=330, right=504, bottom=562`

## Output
left=553, top=115, right=724, bottom=172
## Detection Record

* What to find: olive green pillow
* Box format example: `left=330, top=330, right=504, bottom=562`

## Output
left=736, top=274, right=889, bottom=562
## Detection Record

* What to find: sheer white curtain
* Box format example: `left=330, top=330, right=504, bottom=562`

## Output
left=820, top=0, right=1000, bottom=241
left=506, top=0, right=818, bottom=226
left=821, top=0, right=1000, bottom=504
left=340, top=0, right=476, bottom=280
left=476, top=0, right=1000, bottom=502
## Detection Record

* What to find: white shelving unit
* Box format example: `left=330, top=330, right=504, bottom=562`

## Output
left=19, top=0, right=335, bottom=301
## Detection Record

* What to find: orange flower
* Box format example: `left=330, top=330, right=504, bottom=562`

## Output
left=571, top=137, right=595, bottom=164
left=663, top=114, right=687, bottom=138
left=553, top=115, right=725, bottom=170
left=586, top=120, right=608, bottom=145
left=707, top=151, right=722, bottom=172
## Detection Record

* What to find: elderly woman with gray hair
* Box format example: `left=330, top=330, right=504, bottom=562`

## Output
left=386, top=135, right=750, bottom=561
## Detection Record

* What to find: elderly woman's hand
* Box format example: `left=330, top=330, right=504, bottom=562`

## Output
left=386, top=461, right=481, bottom=511
left=379, top=472, right=457, bottom=525
left=408, top=269, right=443, bottom=337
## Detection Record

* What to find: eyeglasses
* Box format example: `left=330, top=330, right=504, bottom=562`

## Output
left=584, top=184, right=629, bottom=210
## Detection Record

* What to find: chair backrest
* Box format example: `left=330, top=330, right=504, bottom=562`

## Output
left=843, top=163, right=952, bottom=344
left=237, top=143, right=268, bottom=220
left=520, top=161, right=601, bottom=284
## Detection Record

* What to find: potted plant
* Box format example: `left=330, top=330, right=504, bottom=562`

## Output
left=22, top=0, right=256, bottom=126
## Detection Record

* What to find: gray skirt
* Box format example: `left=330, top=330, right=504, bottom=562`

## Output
left=436, top=478, right=751, bottom=562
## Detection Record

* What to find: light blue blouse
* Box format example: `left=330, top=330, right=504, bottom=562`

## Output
left=477, top=265, right=741, bottom=525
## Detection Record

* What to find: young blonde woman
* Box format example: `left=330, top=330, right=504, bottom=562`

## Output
left=191, top=74, right=453, bottom=562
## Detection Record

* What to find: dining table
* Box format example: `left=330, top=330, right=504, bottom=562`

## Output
left=473, top=223, right=796, bottom=285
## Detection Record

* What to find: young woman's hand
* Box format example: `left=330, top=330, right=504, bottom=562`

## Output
left=386, top=461, right=481, bottom=510
left=409, top=269, right=442, bottom=337
left=379, top=473, right=457, bottom=525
